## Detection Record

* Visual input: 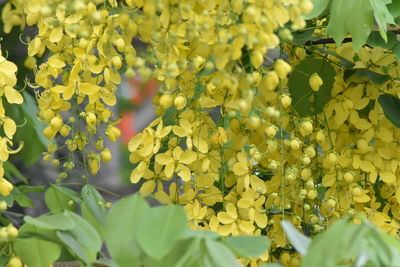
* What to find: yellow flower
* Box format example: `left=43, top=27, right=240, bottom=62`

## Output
left=155, top=146, right=197, bottom=181
left=0, top=177, right=13, bottom=196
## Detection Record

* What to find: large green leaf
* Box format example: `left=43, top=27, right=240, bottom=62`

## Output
left=367, top=31, right=398, bottom=50
left=388, top=1, right=400, bottom=23
left=56, top=231, right=90, bottom=265
left=327, top=0, right=374, bottom=51
left=204, top=239, right=242, bottom=267
left=104, top=194, right=150, bottom=267
left=80, top=185, right=107, bottom=237
left=281, top=221, right=311, bottom=256
left=14, top=224, right=61, bottom=267
left=288, top=58, right=335, bottom=117
left=81, top=185, right=107, bottom=223
left=224, top=235, right=270, bottom=258
left=301, top=219, right=363, bottom=267
left=143, top=238, right=201, bottom=267
left=378, top=94, right=400, bottom=128
left=57, top=211, right=102, bottom=264
left=24, top=211, right=75, bottom=231
left=136, top=205, right=187, bottom=260
left=44, top=186, right=77, bottom=212
left=303, top=0, right=331, bottom=19
left=369, top=0, right=396, bottom=42
left=11, top=92, right=46, bottom=165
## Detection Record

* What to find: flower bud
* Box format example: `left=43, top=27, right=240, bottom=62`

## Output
left=309, top=73, right=323, bottom=92
left=101, top=148, right=112, bottom=163
left=174, top=95, right=187, bottom=110
left=274, top=59, right=292, bottom=79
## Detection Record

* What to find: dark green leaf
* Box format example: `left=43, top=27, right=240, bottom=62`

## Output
left=3, top=162, right=28, bottom=183
left=104, top=194, right=150, bottom=267
left=292, top=30, right=318, bottom=46
left=344, top=68, right=390, bottom=84
left=316, top=48, right=355, bottom=68
left=0, top=256, right=9, bottom=267
left=288, top=58, right=336, bottom=117
left=225, top=235, right=270, bottom=258
left=196, top=68, right=217, bottom=78
left=367, top=31, right=398, bottom=50
left=388, top=1, right=400, bottom=23
left=136, top=205, right=187, bottom=260
left=162, top=106, right=178, bottom=126
left=378, top=94, right=400, bottom=128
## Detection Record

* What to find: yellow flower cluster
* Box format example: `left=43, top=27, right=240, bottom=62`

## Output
left=8, top=1, right=400, bottom=266
left=2, top=0, right=148, bottom=176
left=0, top=47, right=24, bottom=196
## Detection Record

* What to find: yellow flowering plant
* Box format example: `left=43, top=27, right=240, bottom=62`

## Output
left=0, top=0, right=399, bottom=266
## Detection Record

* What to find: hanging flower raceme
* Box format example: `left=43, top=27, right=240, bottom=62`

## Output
left=0, top=47, right=24, bottom=196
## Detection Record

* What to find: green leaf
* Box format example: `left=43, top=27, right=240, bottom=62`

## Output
left=94, top=259, right=120, bottom=267
left=369, top=0, right=396, bottom=42
left=344, top=68, right=390, bottom=84
left=136, top=205, right=187, bottom=260
left=224, top=235, right=270, bottom=258
left=24, top=211, right=75, bottom=230
left=316, top=48, right=355, bottom=68
left=378, top=94, right=400, bottom=128
left=14, top=225, right=61, bottom=267
left=327, top=0, right=374, bottom=51
left=0, top=256, right=9, bottom=267
left=281, top=221, right=310, bottom=256
left=288, top=58, right=336, bottom=117
left=185, top=230, right=220, bottom=240
left=292, top=30, right=320, bottom=46
left=81, top=185, right=107, bottom=223
left=367, top=31, right=398, bottom=50
left=388, top=1, right=400, bottom=23
left=204, top=239, right=242, bottom=267
left=301, top=219, right=362, bottom=267
left=303, top=0, right=331, bottom=19
left=143, top=238, right=201, bottom=267
left=56, top=231, right=90, bottom=265
left=17, top=185, right=46, bottom=193
left=104, top=194, right=150, bottom=267
left=394, top=44, right=400, bottom=59
left=81, top=202, right=105, bottom=238
left=50, top=185, right=81, bottom=202
left=196, top=67, right=217, bottom=78
left=44, top=187, right=77, bottom=212
left=12, top=92, right=46, bottom=165
left=57, top=211, right=102, bottom=264
left=3, top=162, right=28, bottom=184
left=162, top=106, right=178, bottom=126
left=14, top=192, right=34, bottom=208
